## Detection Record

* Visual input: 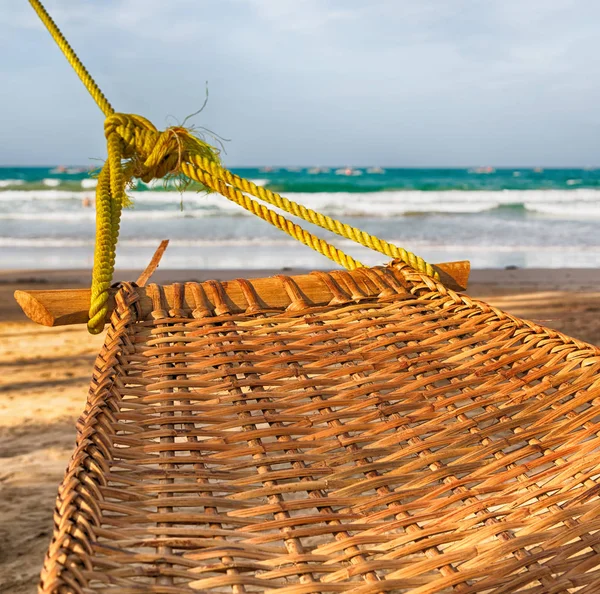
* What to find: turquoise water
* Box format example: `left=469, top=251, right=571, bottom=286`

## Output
left=2, top=166, right=600, bottom=192
left=2, top=166, right=600, bottom=270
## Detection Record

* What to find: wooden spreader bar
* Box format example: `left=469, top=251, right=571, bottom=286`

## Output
left=14, top=260, right=470, bottom=327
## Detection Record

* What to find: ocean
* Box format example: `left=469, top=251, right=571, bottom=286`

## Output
left=2, top=166, right=600, bottom=270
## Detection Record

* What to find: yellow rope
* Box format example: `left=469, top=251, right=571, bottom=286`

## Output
left=28, top=0, right=439, bottom=333
left=28, top=0, right=114, bottom=117
left=180, top=161, right=362, bottom=271
left=190, top=157, right=437, bottom=278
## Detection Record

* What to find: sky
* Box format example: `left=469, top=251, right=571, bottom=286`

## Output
left=1, top=0, right=600, bottom=167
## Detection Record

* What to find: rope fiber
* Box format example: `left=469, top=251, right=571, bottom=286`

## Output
left=28, top=0, right=439, bottom=333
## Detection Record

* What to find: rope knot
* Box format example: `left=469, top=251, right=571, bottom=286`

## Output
left=87, top=113, right=222, bottom=334
left=104, top=113, right=220, bottom=183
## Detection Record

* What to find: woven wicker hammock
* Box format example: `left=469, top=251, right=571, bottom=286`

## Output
left=34, top=262, right=600, bottom=593
left=20, top=1, right=600, bottom=591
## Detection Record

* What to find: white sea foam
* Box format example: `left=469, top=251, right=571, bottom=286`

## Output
left=0, top=210, right=225, bottom=222
left=2, top=187, right=600, bottom=202
left=0, top=179, right=24, bottom=187
left=0, top=236, right=600, bottom=254
left=125, top=188, right=600, bottom=217
left=81, top=179, right=98, bottom=188
left=0, top=190, right=82, bottom=201
left=0, top=190, right=237, bottom=207
left=0, top=238, right=92, bottom=247
left=525, top=203, right=600, bottom=218
left=2, top=188, right=600, bottom=219
left=267, top=189, right=600, bottom=217
left=42, top=178, right=61, bottom=187
left=0, top=237, right=298, bottom=248
left=0, top=212, right=98, bottom=222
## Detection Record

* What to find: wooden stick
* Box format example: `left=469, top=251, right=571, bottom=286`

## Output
left=136, top=239, right=169, bottom=287
left=14, top=261, right=470, bottom=327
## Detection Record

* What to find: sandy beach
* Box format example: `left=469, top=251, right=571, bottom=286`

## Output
left=2, top=267, right=600, bottom=592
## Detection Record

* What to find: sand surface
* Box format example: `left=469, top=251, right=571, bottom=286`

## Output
left=1, top=267, right=600, bottom=592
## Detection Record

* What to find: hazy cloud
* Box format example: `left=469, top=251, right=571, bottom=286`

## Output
left=1, top=0, right=599, bottom=166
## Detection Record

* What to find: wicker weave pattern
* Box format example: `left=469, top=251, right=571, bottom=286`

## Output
left=39, top=264, right=600, bottom=593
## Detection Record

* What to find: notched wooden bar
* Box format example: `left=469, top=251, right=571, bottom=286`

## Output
left=14, top=260, right=470, bottom=327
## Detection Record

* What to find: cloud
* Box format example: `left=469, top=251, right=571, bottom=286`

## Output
left=241, top=0, right=357, bottom=33
left=2, top=0, right=600, bottom=166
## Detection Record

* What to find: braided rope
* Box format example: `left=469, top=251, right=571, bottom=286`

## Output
left=28, top=0, right=114, bottom=117
left=28, top=0, right=439, bottom=333
left=180, top=161, right=363, bottom=271
left=191, top=156, right=437, bottom=278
